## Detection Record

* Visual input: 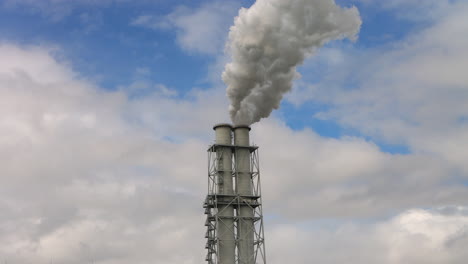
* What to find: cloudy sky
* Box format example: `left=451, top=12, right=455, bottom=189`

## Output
left=1, top=0, right=468, bottom=263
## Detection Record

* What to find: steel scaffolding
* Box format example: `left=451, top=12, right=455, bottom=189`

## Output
left=204, top=144, right=266, bottom=264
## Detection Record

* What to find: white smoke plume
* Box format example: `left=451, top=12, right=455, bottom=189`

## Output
left=222, top=0, right=362, bottom=125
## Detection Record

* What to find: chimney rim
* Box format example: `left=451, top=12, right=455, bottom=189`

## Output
left=233, top=124, right=251, bottom=131
left=213, top=123, right=233, bottom=130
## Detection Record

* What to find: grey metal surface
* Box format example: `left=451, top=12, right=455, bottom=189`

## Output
left=233, top=126, right=254, bottom=264
left=214, top=125, right=236, bottom=264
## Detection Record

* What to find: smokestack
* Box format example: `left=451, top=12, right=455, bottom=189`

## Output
left=233, top=125, right=255, bottom=264
left=212, top=124, right=236, bottom=264
left=204, top=124, right=266, bottom=264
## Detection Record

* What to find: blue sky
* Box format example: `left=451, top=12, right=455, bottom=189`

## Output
left=1, top=0, right=468, bottom=263
left=0, top=1, right=209, bottom=90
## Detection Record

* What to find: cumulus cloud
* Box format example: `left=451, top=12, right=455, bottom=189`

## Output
left=268, top=207, right=468, bottom=264
left=288, top=1, right=468, bottom=172
left=0, top=43, right=221, bottom=263
left=1, top=2, right=468, bottom=261
left=254, top=120, right=468, bottom=219
left=131, top=1, right=241, bottom=55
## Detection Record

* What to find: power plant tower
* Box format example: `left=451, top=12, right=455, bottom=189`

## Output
left=204, top=124, right=266, bottom=264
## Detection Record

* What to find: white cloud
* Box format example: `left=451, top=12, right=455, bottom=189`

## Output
left=0, top=43, right=216, bottom=263
left=289, top=1, right=468, bottom=172
left=3, top=0, right=468, bottom=263
left=254, top=120, right=468, bottom=219
left=268, top=207, right=468, bottom=264
left=131, top=1, right=242, bottom=55
left=1, top=14, right=468, bottom=260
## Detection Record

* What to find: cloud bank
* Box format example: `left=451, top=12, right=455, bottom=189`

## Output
left=1, top=0, right=468, bottom=263
left=1, top=41, right=467, bottom=263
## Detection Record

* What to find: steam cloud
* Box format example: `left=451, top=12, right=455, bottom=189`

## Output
left=222, top=0, right=362, bottom=125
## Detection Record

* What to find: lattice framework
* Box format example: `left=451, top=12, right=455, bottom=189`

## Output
left=204, top=145, right=266, bottom=264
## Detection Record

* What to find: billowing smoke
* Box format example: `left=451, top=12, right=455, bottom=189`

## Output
left=222, top=0, right=362, bottom=125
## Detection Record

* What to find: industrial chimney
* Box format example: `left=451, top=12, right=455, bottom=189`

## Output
left=204, top=124, right=266, bottom=264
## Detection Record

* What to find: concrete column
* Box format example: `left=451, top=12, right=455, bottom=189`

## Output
left=213, top=124, right=236, bottom=264
left=234, top=125, right=255, bottom=264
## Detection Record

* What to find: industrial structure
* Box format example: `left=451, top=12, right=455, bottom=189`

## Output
left=204, top=124, right=266, bottom=264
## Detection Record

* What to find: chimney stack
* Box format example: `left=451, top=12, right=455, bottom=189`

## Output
left=204, top=124, right=266, bottom=264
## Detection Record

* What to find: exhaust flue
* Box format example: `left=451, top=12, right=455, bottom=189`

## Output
left=223, top=0, right=362, bottom=125
left=213, top=124, right=236, bottom=264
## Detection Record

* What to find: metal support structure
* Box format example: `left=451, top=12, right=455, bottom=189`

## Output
left=204, top=124, right=266, bottom=264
